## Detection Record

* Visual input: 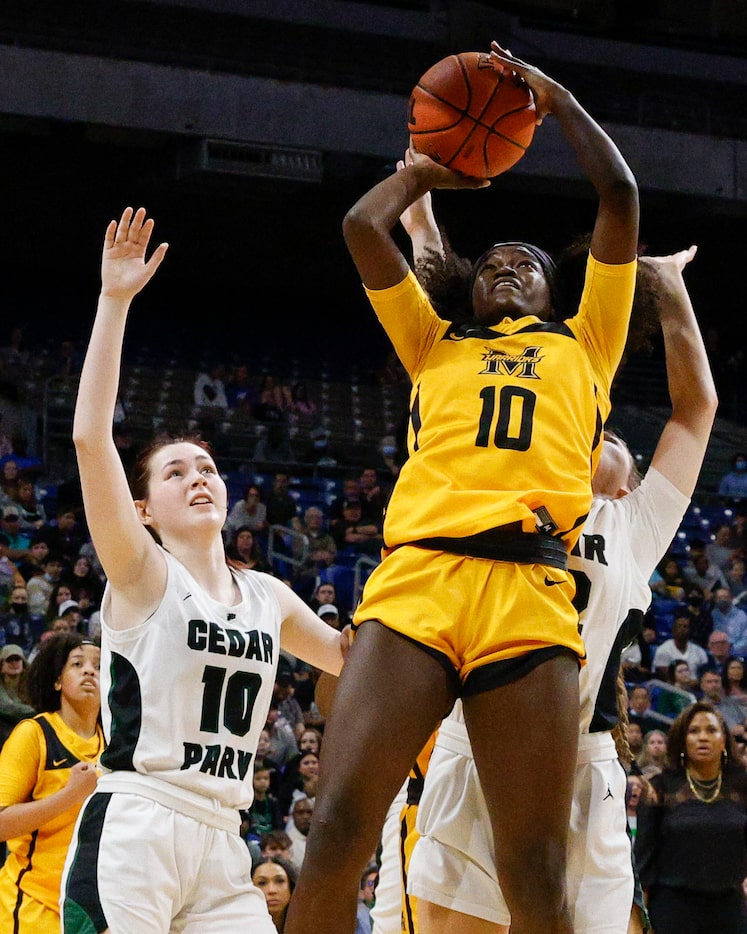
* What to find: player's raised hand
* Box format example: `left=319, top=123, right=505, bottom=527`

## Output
left=406, top=145, right=489, bottom=191
left=101, top=206, right=169, bottom=300
left=489, top=40, right=564, bottom=125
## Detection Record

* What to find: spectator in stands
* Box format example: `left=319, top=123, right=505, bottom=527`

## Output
left=0, top=585, right=42, bottom=655
left=330, top=499, right=382, bottom=558
left=192, top=361, right=229, bottom=415
left=265, top=703, right=299, bottom=768
left=0, top=461, right=19, bottom=508
left=45, top=582, right=75, bottom=624
left=226, top=527, right=272, bottom=574
left=25, top=552, right=64, bottom=618
left=356, top=863, right=378, bottom=934
left=298, top=728, right=322, bottom=757
left=252, top=855, right=297, bottom=932
left=278, top=751, right=319, bottom=820
left=308, top=582, right=337, bottom=616
left=699, top=666, right=744, bottom=731
left=650, top=554, right=687, bottom=602
left=705, top=629, right=733, bottom=675
left=254, top=375, right=288, bottom=424
left=287, top=382, right=317, bottom=425
left=9, top=474, right=46, bottom=534
left=724, top=556, right=747, bottom=598
left=292, top=507, right=337, bottom=596
left=681, top=583, right=714, bottom=648
left=253, top=424, right=295, bottom=466
left=711, top=587, right=747, bottom=657
left=620, top=615, right=657, bottom=682
left=225, top=363, right=257, bottom=415
left=260, top=830, right=295, bottom=864
left=284, top=796, right=313, bottom=868
left=317, top=604, right=341, bottom=630
left=657, top=660, right=697, bottom=718
left=636, top=703, right=747, bottom=934
left=302, top=426, right=339, bottom=468
left=727, top=510, right=747, bottom=555
left=682, top=552, right=727, bottom=599
left=274, top=671, right=305, bottom=742
left=0, top=644, right=34, bottom=748
left=264, top=473, right=299, bottom=529
left=113, top=422, right=138, bottom=476
left=63, top=555, right=103, bottom=612
left=718, top=453, right=747, bottom=505
left=0, top=507, right=31, bottom=562
left=225, top=484, right=268, bottom=541
left=327, top=476, right=363, bottom=530
left=43, top=508, right=85, bottom=565
left=0, top=417, right=12, bottom=462
left=637, top=729, right=668, bottom=778
left=625, top=721, right=645, bottom=766
left=706, top=524, right=736, bottom=571
left=653, top=612, right=709, bottom=679
left=722, top=657, right=747, bottom=721
left=376, top=433, right=402, bottom=481
left=628, top=685, right=666, bottom=735
left=243, top=764, right=284, bottom=843
left=625, top=773, right=646, bottom=841
left=358, top=467, right=389, bottom=525
left=47, top=338, right=81, bottom=380
left=16, top=535, right=49, bottom=584
left=0, top=534, right=25, bottom=607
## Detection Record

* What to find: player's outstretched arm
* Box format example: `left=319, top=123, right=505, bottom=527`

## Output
left=647, top=246, right=718, bottom=496
left=343, top=151, right=486, bottom=291
left=397, top=151, right=444, bottom=263
left=490, top=41, right=638, bottom=267
left=72, top=207, right=168, bottom=594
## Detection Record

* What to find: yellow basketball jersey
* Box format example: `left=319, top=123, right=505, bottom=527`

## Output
left=365, top=254, right=635, bottom=551
left=0, top=712, right=105, bottom=914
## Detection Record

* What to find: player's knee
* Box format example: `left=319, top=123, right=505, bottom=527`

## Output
left=497, top=841, right=567, bottom=915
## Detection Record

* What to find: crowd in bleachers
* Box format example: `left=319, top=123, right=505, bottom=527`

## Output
left=2, top=320, right=747, bottom=929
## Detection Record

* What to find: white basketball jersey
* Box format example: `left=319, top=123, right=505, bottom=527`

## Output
left=570, top=466, right=688, bottom=734
left=98, top=550, right=281, bottom=810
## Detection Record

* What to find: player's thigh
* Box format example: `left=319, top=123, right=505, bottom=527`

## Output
left=463, top=652, right=579, bottom=854
left=312, top=621, right=455, bottom=842
left=418, top=899, right=508, bottom=934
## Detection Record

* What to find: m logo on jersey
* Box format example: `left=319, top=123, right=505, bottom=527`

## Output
left=479, top=345, right=543, bottom=379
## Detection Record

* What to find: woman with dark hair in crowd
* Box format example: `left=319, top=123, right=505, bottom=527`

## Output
left=636, top=701, right=747, bottom=933
left=722, top=655, right=747, bottom=719
left=226, top=526, right=273, bottom=574
left=252, top=856, right=297, bottom=932
left=0, top=632, right=103, bottom=932
left=224, top=484, right=268, bottom=540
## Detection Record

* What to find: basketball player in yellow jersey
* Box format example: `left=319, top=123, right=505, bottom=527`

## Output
left=286, top=40, right=639, bottom=934
left=0, top=633, right=103, bottom=933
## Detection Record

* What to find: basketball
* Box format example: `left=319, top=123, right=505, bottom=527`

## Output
left=408, top=51, right=536, bottom=178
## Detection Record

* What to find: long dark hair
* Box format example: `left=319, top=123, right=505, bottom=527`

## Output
left=664, top=701, right=737, bottom=770
left=252, top=856, right=297, bottom=930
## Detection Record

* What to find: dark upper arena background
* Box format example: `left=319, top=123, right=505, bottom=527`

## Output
left=0, top=0, right=746, bottom=488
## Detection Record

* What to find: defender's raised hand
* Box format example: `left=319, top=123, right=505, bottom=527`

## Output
left=101, top=206, right=168, bottom=300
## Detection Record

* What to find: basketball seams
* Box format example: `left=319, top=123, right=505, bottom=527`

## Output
left=408, top=50, right=536, bottom=177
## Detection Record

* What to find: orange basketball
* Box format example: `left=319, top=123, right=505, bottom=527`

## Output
left=408, top=51, right=536, bottom=179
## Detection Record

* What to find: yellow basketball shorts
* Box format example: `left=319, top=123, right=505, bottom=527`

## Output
left=353, top=545, right=585, bottom=688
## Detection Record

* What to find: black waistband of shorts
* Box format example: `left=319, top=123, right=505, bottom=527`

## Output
left=407, top=525, right=567, bottom=570
left=406, top=775, right=424, bottom=806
